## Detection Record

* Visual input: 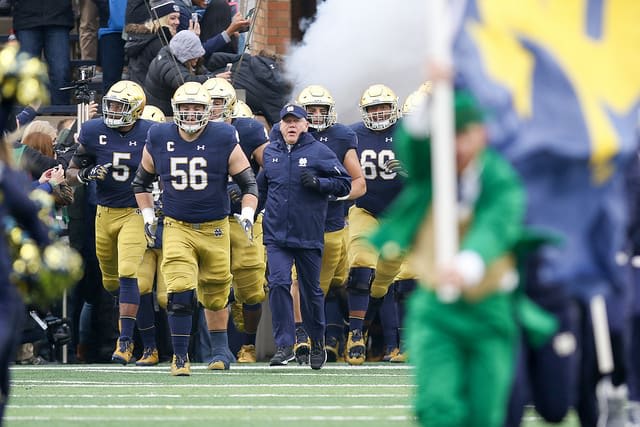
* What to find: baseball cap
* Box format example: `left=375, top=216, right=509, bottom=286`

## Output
left=454, top=90, right=484, bottom=132
left=280, top=103, right=307, bottom=120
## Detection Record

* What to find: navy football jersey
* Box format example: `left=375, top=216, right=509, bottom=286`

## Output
left=77, top=118, right=153, bottom=208
left=228, top=117, right=268, bottom=215
left=232, top=117, right=268, bottom=175
left=350, top=122, right=403, bottom=217
left=311, top=123, right=357, bottom=232
left=146, top=122, right=238, bottom=223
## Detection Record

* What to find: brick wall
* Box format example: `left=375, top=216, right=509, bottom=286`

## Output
left=250, top=0, right=291, bottom=55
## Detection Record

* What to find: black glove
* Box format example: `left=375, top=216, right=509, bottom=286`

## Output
left=227, top=184, right=242, bottom=204
left=79, top=162, right=112, bottom=182
left=383, top=159, right=408, bottom=178
left=301, top=169, right=321, bottom=191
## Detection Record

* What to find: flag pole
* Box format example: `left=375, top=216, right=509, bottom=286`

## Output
left=426, top=0, right=459, bottom=302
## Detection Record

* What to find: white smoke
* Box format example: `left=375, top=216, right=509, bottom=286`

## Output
left=284, top=0, right=430, bottom=124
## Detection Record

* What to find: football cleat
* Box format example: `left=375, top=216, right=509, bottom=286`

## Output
left=111, top=338, right=134, bottom=365
left=390, top=351, right=407, bottom=363
left=171, top=354, right=191, bottom=376
left=325, top=336, right=340, bottom=362
left=293, top=327, right=311, bottom=365
left=136, top=347, right=159, bottom=366
left=310, top=338, right=326, bottom=370
left=207, top=360, right=230, bottom=370
left=345, top=329, right=366, bottom=366
left=236, top=344, right=257, bottom=363
left=269, top=346, right=294, bottom=366
left=382, top=347, right=401, bottom=362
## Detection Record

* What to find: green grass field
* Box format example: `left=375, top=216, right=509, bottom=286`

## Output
left=6, top=364, right=579, bottom=427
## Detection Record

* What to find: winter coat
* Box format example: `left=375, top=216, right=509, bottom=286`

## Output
left=144, top=45, right=210, bottom=115
left=12, top=0, right=74, bottom=30
left=207, top=52, right=290, bottom=125
left=124, top=24, right=173, bottom=86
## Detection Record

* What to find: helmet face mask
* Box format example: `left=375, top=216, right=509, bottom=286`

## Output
left=171, top=82, right=211, bottom=133
left=202, top=78, right=236, bottom=122
left=359, top=84, right=398, bottom=131
left=102, top=80, right=146, bottom=128
left=296, top=85, right=336, bottom=131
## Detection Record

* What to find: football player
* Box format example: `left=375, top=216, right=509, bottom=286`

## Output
left=345, top=84, right=406, bottom=365
left=67, top=80, right=153, bottom=365
left=133, top=82, right=258, bottom=376
left=271, top=85, right=367, bottom=363
left=203, top=77, right=268, bottom=364
left=131, top=105, right=167, bottom=366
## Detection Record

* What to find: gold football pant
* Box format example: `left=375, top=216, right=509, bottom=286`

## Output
left=162, top=216, right=232, bottom=311
left=230, top=215, right=266, bottom=305
left=348, top=206, right=403, bottom=298
left=95, top=205, right=146, bottom=293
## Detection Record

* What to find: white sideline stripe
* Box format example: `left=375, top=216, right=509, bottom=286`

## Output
left=6, top=416, right=411, bottom=422
left=12, top=393, right=410, bottom=398
left=13, top=370, right=409, bottom=378
left=8, top=404, right=411, bottom=410
left=12, top=380, right=410, bottom=388
left=12, top=364, right=410, bottom=371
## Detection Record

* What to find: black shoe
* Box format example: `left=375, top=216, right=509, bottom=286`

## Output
left=310, top=338, right=326, bottom=370
left=270, top=346, right=295, bottom=366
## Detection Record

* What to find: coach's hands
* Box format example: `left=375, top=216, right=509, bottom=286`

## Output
left=301, top=169, right=322, bottom=192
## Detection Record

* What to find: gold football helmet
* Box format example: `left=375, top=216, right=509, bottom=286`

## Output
left=171, top=82, right=211, bottom=133
left=231, top=99, right=254, bottom=119
left=419, top=81, right=433, bottom=95
left=140, top=105, right=166, bottom=123
left=402, top=90, right=429, bottom=116
left=102, top=80, right=146, bottom=128
left=296, top=85, right=337, bottom=131
left=202, top=77, right=237, bottom=122
left=359, top=84, right=399, bottom=131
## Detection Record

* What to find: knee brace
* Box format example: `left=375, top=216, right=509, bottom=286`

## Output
left=167, top=290, right=195, bottom=317
left=394, top=279, right=417, bottom=304
left=347, top=267, right=375, bottom=296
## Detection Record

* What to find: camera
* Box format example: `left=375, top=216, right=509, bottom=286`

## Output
left=29, top=310, right=72, bottom=347
left=60, top=65, right=96, bottom=104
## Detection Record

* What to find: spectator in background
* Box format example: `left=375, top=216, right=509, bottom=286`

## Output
left=145, top=30, right=230, bottom=115
left=199, top=0, right=249, bottom=56
left=125, top=0, right=181, bottom=86
left=12, top=0, right=73, bottom=105
left=95, top=0, right=127, bottom=93
left=79, top=0, right=99, bottom=61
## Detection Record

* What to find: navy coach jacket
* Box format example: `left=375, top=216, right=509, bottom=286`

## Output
left=261, top=132, right=351, bottom=250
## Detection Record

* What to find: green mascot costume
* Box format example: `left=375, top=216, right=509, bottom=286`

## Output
left=369, top=90, right=558, bottom=427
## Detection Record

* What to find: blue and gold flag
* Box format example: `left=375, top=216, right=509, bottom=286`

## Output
left=453, top=0, right=640, bottom=300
